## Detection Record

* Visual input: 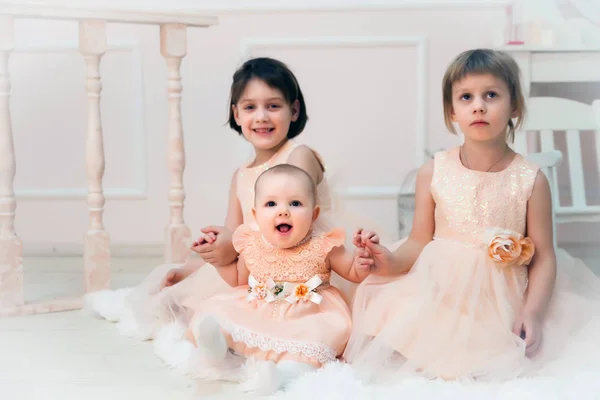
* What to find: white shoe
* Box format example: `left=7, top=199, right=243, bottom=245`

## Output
left=192, top=315, right=228, bottom=363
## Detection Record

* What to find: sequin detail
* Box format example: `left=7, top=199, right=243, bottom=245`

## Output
left=431, top=149, right=539, bottom=246
left=430, top=147, right=538, bottom=294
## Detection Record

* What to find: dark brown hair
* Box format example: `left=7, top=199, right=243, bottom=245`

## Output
left=228, top=57, right=308, bottom=139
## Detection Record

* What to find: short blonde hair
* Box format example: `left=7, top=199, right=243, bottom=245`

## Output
left=442, top=49, right=526, bottom=143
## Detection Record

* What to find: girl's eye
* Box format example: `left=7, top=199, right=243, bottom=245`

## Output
left=487, top=92, right=497, bottom=99
left=266, top=201, right=276, bottom=207
left=290, top=200, right=301, bottom=207
left=460, top=94, right=471, bottom=101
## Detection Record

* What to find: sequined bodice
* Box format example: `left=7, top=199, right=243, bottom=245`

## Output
left=431, top=148, right=539, bottom=246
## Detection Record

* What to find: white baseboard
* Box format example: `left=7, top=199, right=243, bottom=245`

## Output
left=23, top=241, right=600, bottom=259
left=23, top=243, right=165, bottom=258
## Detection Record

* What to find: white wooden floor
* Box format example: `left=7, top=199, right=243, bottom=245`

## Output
left=1, top=245, right=598, bottom=400
left=0, top=256, right=230, bottom=400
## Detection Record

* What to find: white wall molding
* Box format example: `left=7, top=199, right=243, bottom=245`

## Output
left=13, top=41, right=148, bottom=200
left=0, top=2, right=218, bottom=27
left=40, top=0, right=511, bottom=15
left=23, top=242, right=165, bottom=257
left=211, top=0, right=510, bottom=14
left=336, top=186, right=401, bottom=199
left=241, top=35, right=427, bottom=201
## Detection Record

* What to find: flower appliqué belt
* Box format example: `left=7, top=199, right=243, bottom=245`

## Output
left=246, top=275, right=324, bottom=304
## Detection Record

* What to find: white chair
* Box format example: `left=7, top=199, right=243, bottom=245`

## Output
left=514, top=97, right=600, bottom=226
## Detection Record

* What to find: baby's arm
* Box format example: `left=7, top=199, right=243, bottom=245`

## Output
left=515, top=172, right=557, bottom=356
left=214, top=254, right=249, bottom=287
left=328, top=245, right=371, bottom=283
left=356, top=161, right=435, bottom=276
left=236, top=255, right=250, bottom=287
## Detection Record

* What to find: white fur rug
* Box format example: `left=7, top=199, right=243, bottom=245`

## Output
left=147, top=319, right=600, bottom=400
left=271, top=362, right=595, bottom=400
left=86, top=289, right=600, bottom=400
left=275, top=321, right=600, bottom=400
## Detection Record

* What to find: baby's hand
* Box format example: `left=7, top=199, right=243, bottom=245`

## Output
left=353, top=228, right=380, bottom=248
left=352, top=228, right=395, bottom=276
left=191, top=231, right=217, bottom=248
left=192, top=226, right=237, bottom=267
left=353, top=245, right=374, bottom=272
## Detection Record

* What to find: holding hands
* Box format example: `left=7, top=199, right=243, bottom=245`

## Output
left=191, top=225, right=238, bottom=267
left=352, top=228, right=394, bottom=276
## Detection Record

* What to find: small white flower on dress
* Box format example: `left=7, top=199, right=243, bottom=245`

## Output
left=249, top=283, right=267, bottom=300
left=295, top=284, right=309, bottom=298
left=284, top=275, right=323, bottom=304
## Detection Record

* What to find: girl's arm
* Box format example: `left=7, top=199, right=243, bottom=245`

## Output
left=523, top=172, right=557, bottom=316
left=224, top=169, right=244, bottom=232
left=286, top=145, right=324, bottom=185
left=358, top=160, right=435, bottom=276
left=516, top=172, right=556, bottom=354
left=328, top=245, right=370, bottom=284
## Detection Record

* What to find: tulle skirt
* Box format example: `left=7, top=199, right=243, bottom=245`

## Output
left=345, top=237, right=600, bottom=382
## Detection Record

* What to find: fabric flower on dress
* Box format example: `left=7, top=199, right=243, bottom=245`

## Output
left=284, top=275, right=323, bottom=304
left=483, top=227, right=535, bottom=267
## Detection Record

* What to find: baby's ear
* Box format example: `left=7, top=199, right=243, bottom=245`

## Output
left=312, top=205, right=321, bottom=222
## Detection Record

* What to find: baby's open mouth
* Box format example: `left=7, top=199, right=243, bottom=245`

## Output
left=276, top=224, right=292, bottom=233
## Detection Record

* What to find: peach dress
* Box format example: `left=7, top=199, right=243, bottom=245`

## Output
left=345, top=147, right=600, bottom=381
left=187, top=225, right=352, bottom=368
left=104, top=139, right=354, bottom=339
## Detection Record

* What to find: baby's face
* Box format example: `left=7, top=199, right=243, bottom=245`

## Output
left=253, top=174, right=318, bottom=249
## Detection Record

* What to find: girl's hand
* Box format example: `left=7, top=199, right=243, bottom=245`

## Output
left=364, top=239, right=394, bottom=276
left=353, top=228, right=393, bottom=276
left=353, top=228, right=380, bottom=248
left=160, top=267, right=191, bottom=289
left=192, top=226, right=237, bottom=267
left=353, top=245, right=374, bottom=272
left=513, top=311, right=543, bottom=357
